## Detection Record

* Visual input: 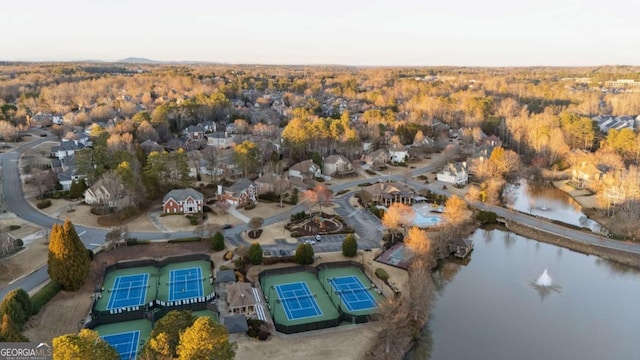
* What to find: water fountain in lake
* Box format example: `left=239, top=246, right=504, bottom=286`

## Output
left=530, top=269, right=562, bottom=300
left=536, top=269, right=552, bottom=286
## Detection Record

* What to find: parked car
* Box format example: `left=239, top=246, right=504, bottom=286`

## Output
left=315, top=235, right=322, bottom=242
left=222, top=224, right=233, bottom=230
left=304, top=239, right=316, bottom=245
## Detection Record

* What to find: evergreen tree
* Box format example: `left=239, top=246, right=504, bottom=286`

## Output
left=53, top=329, right=118, bottom=360
left=68, top=179, right=87, bottom=199
left=47, top=220, right=90, bottom=291
left=294, top=243, right=314, bottom=265
left=177, top=317, right=236, bottom=360
left=0, top=288, right=32, bottom=328
left=342, top=234, right=358, bottom=258
left=248, top=242, right=263, bottom=265
left=210, top=231, right=225, bottom=251
left=0, top=313, right=28, bottom=342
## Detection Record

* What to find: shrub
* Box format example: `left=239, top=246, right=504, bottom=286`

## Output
left=126, top=238, right=150, bottom=246
left=258, top=330, right=270, bottom=341
left=189, top=217, right=199, bottom=226
left=342, top=235, right=358, bottom=257
left=375, top=268, right=389, bottom=282
left=476, top=210, right=497, bottom=224
left=13, top=238, right=23, bottom=248
left=210, top=231, right=225, bottom=251
left=219, top=265, right=231, bottom=271
left=244, top=202, right=256, bottom=210
left=167, top=237, right=201, bottom=243
left=30, top=282, right=62, bottom=315
left=335, top=189, right=349, bottom=196
left=290, top=188, right=299, bottom=204
left=8, top=225, right=21, bottom=231
left=0, top=288, right=32, bottom=328
left=223, top=250, right=234, bottom=261
left=36, top=199, right=52, bottom=209
left=86, top=249, right=94, bottom=261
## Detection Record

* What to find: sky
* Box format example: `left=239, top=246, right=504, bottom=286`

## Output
left=1, top=0, right=639, bottom=66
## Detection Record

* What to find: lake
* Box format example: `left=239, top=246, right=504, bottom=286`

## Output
left=408, top=229, right=640, bottom=360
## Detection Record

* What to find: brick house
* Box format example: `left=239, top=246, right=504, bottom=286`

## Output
left=162, top=188, right=204, bottom=214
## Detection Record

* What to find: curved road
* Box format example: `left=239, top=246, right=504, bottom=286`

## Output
left=2, top=136, right=640, bottom=300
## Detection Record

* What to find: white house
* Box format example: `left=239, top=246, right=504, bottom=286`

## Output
left=437, top=162, right=468, bottom=186
left=288, top=160, right=322, bottom=182
left=323, top=155, right=352, bottom=176
left=389, top=146, right=409, bottom=163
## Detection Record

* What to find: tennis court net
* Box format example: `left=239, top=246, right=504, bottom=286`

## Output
left=107, top=284, right=149, bottom=293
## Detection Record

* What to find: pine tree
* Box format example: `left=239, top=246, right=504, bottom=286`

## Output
left=294, top=243, right=314, bottom=265
left=248, top=242, right=263, bottom=265
left=47, top=220, right=90, bottom=291
left=0, top=313, right=28, bottom=342
left=176, top=317, right=236, bottom=360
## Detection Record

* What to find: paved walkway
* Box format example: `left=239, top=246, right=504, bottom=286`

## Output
left=227, top=207, right=250, bottom=223
left=147, top=211, right=170, bottom=232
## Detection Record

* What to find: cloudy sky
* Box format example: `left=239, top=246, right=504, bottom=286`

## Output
left=1, top=0, right=638, bottom=66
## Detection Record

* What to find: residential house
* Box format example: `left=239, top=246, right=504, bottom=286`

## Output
left=255, top=173, right=289, bottom=194
left=162, top=188, right=204, bottom=214
left=363, top=181, right=415, bottom=206
left=57, top=156, right=86, bottom=190
left=593, top=115, right=636, bottom=134
left=226, top=282, right=257, bottom=317
left=218, top=178, right=257, bottom=207
left=323, top=155, right=352, bottom=176
left=362, top=149, right=389, bottom=168
left=83, top=177, right=129, bottom=210
left=184, top=125, right=205, bottom=140
left=139, top=140, right=163, bottom=153
left=571, top=162, right=603, bottom=190
left=30, top=113, right=53, bottom=128
left=207, top=133, right=234, bottom=149
left=389, top=145, right=409, bottom=163
left=288, top=160, right=322, bottom=182
left=51, top=140, right=83, bottom=160
left=437, top=162, right=468, bottom=186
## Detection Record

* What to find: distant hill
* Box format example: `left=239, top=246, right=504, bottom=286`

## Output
left=116, top=57, right=161, bottom=64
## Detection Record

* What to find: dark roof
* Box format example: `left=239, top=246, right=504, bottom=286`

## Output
left=227, top=178, right=254, bottom=193
left=216, top=270, right=236, bottom=283
left=163, top=188, right=204, bottom=203
left=221, top=315, right=248, bottom=334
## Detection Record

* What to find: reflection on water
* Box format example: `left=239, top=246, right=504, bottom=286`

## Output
left=408, top=229, right=640, bottom=360
left=503, top=179, right=605, bottom=233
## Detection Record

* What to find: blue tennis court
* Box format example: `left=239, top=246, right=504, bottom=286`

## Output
left=329, top=275, right=378, bottom=311
left=275, top=282, right=323, bottom=320
left=102, top=330, right=140, bottom=360
left=168, top=267, right=204, bottom=302
left=107, top=274, right=149, bottom=310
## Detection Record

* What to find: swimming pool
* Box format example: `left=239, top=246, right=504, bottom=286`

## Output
left=411, top=205, right=443, bottom=227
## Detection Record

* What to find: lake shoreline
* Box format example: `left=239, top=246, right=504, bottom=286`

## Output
left=500, top=222, right=640, bottom=270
